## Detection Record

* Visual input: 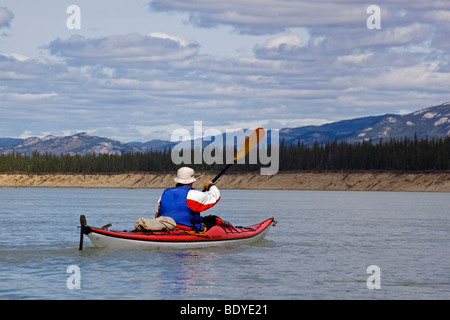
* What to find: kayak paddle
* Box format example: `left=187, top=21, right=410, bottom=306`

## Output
left=203, top=127, right=266, bottom=191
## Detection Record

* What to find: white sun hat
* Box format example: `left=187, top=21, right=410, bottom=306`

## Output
left=174, top=167, right=196, bottom=184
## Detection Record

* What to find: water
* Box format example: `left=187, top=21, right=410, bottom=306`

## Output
left=0, top=187, right=449, bottom=300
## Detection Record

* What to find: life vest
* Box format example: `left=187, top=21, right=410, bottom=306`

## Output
left=159, top=185, right=204, bottom=231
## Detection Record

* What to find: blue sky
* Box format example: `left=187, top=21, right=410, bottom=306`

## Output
left=1, top=0, right=449, bottom=142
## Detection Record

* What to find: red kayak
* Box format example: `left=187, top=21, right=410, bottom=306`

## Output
left=79, top=215, right=276, bottom=250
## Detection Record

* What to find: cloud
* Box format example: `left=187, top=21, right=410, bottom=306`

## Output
left=0, top=7, right=14, bottom=29
left=359, top=23, right=432, bottom=47
left=4, top=23, right=450, bottom=141
left=48, top=32, right=200, bottom=66
left=0, top=52, right=29, bottom=62
left=336, top=52, right=374, bottom=65
left=1, top=92, right=58, bottom=102
left=150, top=0, right=366, bottom=34
left=2, top=1, right=450, bottom=141
left=262, top=34, right=304, bottom=49
left=150, top=0, right=450, bottom=34
left=367, top=62, right=450, bottom=91
left=253, top=33, right=310, bottom=60
left=18, top=130, right=33, bottom=139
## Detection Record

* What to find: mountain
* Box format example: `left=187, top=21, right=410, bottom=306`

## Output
left=279, top=102, right=450, bottom=145
left=349, top=102, right=450, bottom=143
left=0, top=138, right=23, bottom=148
left=1, top=102, right=449, bottom=155
left=129, top=139, right=177, bottom=152
left=278, top=114, right=390, bottom=146
left=0, top=132, right=140, bottom=155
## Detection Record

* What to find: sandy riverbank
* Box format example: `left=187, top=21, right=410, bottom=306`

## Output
left=0, top=171, right=449, bottom=192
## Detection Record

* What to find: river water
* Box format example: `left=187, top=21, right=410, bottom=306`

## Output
left=0, top=187, right=448, bottom=300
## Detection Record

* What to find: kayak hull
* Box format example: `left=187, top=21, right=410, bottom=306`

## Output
left=81, top=216, right=276, bottom=250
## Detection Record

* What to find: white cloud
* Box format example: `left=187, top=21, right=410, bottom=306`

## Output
left=0, top=52, right=29, bottom=61
left=18, top=130, right=33, bottom=139
left=261, top=34, right=304, bottom=50
left=336, top=52, right=374, bottom=65
left=149, top=32, right=192, bottom=47
left=364, top=23, right=432, bottom=47
left=48, top=33, right=200, bottom=66
left=366, top=62, right=450, bottom=91
left=0, top=7, right=14, bottom=29
left=3, top=92, right=58, bottom=102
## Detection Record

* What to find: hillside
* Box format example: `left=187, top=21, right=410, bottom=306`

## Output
left=1, top=102, right=449, bottom=155
left=0, top=132, right=140, bottom=155
left=0, top=171, right=448, bottom=192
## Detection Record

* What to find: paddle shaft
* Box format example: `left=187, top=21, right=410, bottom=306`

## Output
left=212, top=163, right=232, bottom=183
left=202, top=163, right=232, bottom=191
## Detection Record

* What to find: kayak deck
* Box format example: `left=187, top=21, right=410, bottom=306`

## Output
left=80, top=215, right=276, bottom=250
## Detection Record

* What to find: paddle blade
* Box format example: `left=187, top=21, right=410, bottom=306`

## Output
left=234, top=127, right=266, bottom=161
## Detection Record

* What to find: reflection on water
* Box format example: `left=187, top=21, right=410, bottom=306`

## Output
left=158, top=250, right=225, bottom=298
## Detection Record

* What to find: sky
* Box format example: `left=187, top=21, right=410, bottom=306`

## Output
left=1, top=0, right=450, bottom=142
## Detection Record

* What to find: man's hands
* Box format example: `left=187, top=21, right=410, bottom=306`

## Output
left=203, top=180, right=214, bottom=191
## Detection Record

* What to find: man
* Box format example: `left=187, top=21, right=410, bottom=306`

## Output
left=156, top=167, right=221, bottom=232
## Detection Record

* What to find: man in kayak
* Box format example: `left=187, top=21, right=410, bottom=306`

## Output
left=156, top=167, right=222, bottom=232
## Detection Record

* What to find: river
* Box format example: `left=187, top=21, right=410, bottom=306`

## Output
left=0, top=187, right=448, bottom=300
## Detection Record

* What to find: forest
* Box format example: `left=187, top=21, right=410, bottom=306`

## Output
left=0, top=136, right=449, bottom=173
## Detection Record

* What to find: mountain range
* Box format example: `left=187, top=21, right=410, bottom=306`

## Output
left=279, top=102, right=450, bottom=146
left=1, top=102, right=449, bottom=156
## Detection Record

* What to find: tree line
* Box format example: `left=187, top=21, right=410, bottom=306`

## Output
left=278, top=136, right=450, bottom=171
left=0, top=136, right=449, bottom=173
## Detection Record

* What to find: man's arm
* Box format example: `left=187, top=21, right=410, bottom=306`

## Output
left=186, top=185, right=221, bottom=212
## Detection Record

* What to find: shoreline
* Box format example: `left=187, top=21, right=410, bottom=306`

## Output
left=0, top=171, right=449, bottom=192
